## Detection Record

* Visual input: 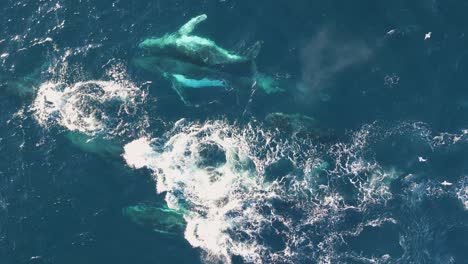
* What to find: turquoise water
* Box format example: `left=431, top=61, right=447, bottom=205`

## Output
left=0, top=1, right=467, bottom=263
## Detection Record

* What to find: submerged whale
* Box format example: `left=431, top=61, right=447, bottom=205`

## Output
left=123, top=202, right=186, bottom=236
left=134, top=54, right=250, bottom=105
left=64, top=132, right=123, bottom=158
left=135, top=14, right=283, bottom=105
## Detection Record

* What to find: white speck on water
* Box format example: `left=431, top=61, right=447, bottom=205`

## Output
left=441, top=181, right=453, bottom=186
left=386, top=29, right=396, bottom=35
left=418, top=156, right=428, bottom=162
left=425, top=32, right=432, bottom=40
left=251, top=81, right=257, bottom=88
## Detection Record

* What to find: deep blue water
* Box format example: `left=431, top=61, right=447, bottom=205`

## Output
left=1, top=1, right=468, bottom=264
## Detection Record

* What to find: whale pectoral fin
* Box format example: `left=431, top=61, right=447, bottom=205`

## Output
left=153, top=229, right=178, bottom=236
left=170, top=80, right=192, bottom=106
left=244, top=41, right=262, bottom=60
left=178, top=14, right=208, bottom=35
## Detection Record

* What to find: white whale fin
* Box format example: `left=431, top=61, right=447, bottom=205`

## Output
left=178, top=14, right=208, bottom=36
left=170, top=78, right=191, bottom=106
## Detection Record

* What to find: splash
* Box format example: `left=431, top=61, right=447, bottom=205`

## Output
left=32, top=80, right=139, bottom=135
left=31, top=63, right=147, bottom=138
left=123, top=137, right=156, bottom=169
left=123, top=120, right=400, bottom=263
left=124, top=120, right=262, bottom=262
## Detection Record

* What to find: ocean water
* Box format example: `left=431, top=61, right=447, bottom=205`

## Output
left=1, top=1, right=468, bottom=263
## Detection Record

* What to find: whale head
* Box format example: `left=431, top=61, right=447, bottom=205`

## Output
left=123, top=203, right=186, bottom=235
left=138, top=36, right=171, bottom=51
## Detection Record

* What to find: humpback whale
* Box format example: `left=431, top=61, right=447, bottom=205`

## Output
left=135, top=14, right=283, bottom=105
left=134, top=55, right=243, bottom=105
left=123, top=202, right=186, bottom=236
left=138, top=14, right=257, bottom=67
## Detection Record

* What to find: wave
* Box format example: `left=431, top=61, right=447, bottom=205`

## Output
left=123, top=120, right=432, bottom=263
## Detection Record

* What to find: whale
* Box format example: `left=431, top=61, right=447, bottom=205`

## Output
left=138, top=14, right=258, bottom=68
left=64, top=132, right=123, bottom=158
left=134, top=54, right=252, bottom=105
left=122, top=202, right=186, bottom=236
left=133, top=14, right=284, bottom=106
left=135, top=14, right=284, bottom=105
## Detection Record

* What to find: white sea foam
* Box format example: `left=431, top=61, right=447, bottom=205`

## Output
left=32, top=63, right=146, bottom=138
left=123, top=120, right=398, bottom=263
left=125, top=120, right=263, bottom=262
left=123, top=137, right=155, bottom=169
left=32, top=80, right=140, bottom=135
left=456, top=176, right=468, bottom=210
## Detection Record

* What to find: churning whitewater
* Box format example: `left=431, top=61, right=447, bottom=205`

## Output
left=31, top=58, right=148, bottom=139
left=122, top=119, right=468, bottom=263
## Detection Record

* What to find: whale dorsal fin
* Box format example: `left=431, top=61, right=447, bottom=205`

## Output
left=178, top=14, right=207, bottom=35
